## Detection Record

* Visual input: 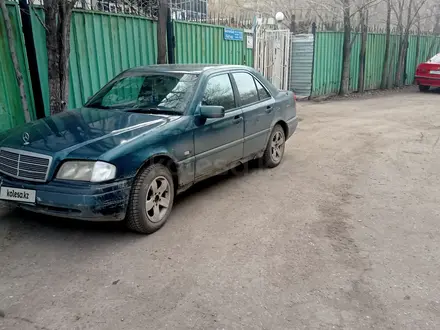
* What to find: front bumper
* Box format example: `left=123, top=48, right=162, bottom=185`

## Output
left=0, top=175, right=133, bottom=221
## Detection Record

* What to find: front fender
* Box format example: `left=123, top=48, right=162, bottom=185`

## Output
left=102, top=116, right=195, bottom=186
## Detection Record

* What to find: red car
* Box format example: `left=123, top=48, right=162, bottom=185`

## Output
left=415, top=53, right=440, bottom=91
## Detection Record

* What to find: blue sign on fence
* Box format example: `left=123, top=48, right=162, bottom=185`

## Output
left=224, top=28, right=243, bottom=41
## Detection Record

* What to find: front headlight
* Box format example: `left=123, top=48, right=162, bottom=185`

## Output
left=56, top=161, right=116, bottom=182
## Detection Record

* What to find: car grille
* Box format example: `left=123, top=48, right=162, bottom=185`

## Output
left=0, top=148, right=52, bottom=182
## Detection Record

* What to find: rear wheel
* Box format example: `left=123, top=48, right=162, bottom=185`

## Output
left=262, top=124, right=286, bottom=168
left=126, top=164, right=175, bottom=234
left=419, top=85, right=430, bottom=92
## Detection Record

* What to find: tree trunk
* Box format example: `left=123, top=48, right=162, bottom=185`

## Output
left=434, top=13, right=440, bottom=34
left=393, top=5, right=404, bottom=88
left=414, top=20, right=421, bottom=83
left=381, top=0, right=391, bottom=89
left=290, top=14, right=296, bottom=33
left=358, top=9, right=368, bottom=93
left=395, top=2, right=412, bottom=87
left=45, top=0, right=61, bottom=115
left=58, top=1, right=74, bottom=112
left=0, top=0, right=31, bottom=122
left=339, top=0, right=351, bottom=96
left=395, top=35, right=408, bottom=87
left=157, top=0, right=168, bottom=64
left=45, top=0, right=76, bottom=115
left=387, top=39, right=396, bottom=88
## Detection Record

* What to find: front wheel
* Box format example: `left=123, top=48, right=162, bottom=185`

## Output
left=262, top=125, right=286, bottom=168
left=126, top=164, right=175, bottom=234
left=419, top=85, right=430, bottom=92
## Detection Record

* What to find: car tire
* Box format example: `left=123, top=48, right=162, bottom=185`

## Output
left=126, top=164, right=175, bottom=234
left=419, top=85, right=430, bottom=92
left=262, top=124, right=286, bottom=168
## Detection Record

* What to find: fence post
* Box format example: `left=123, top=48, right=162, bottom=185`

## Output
left=309, top=22, right=317, bottom=99
left=166, top=7, right=175, bottom=64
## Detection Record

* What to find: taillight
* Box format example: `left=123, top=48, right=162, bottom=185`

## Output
left=293, top=93, right=297, bottom=101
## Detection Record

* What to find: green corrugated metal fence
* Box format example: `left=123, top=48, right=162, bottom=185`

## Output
left=173, top=20, right=253, bottom=66
left=30, top=8, right=157, bottom=114
left=312, top=31, right=440, bottom=97
left=27, top=12, right=253, bottom=116
left=0, top=2, right=36, bottom=132
left=7, top=3, right=440, bottom=127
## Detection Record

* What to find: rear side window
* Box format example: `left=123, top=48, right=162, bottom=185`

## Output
left=202, top=74, right=235, bottom=111
left=429, top=54, right=440, bottom=63
left=232, top=73, right=259, bottom=106
left=254, top=79, right=271, bottom=100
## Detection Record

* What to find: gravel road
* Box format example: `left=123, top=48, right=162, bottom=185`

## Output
left=1, top=88, right=440, bottom=330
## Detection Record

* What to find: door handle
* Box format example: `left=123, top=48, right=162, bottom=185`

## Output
left=233, top=115, right=243, bottom=124
left=266, top=106, right=274, bottom=113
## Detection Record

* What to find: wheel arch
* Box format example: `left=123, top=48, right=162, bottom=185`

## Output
left=136, top=154, right=179, bottom=192
left=274, top=120, right=289, bottom=138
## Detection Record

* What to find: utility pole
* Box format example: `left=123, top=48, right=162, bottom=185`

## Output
left=157, top=0, right=168, bottom=64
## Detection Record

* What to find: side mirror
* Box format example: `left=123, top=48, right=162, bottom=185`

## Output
left=199, top=105, right=225, bottom=119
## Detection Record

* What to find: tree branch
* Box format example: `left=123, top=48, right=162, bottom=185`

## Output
left=349, top=0, right=381, bottom=18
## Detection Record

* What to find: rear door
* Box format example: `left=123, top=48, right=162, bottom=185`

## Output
left=231, top=72, right=275, bottom=157
left=193, top=73, right=244, bottom=179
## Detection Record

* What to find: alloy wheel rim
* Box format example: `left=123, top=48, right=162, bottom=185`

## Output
left=145, top=176, right=171, bottom=223
left=270, top=131, right=285, bottom=163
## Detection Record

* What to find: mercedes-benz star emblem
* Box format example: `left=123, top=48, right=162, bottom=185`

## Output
left=22, top=132, right=30, bottom=145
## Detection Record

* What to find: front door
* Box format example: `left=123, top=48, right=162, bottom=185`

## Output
left=194, top=73, right=244, bottom=179
left=231, top=72, right=275, bottom=157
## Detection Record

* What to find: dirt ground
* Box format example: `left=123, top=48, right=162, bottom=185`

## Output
left=1, top=87, right=440, bottom=330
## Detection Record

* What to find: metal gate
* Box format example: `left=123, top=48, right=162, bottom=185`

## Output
left=254, top=29, right=291, bottom=90
left=289, top=34, right=314, bottom=97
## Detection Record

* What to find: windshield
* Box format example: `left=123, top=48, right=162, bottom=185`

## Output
left=85, top=73, right=199, bottom=114
left=428, top=54, right=440, bottom=63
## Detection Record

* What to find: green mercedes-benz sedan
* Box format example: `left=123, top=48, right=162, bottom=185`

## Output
left=0, top=64, right=298, bottom=234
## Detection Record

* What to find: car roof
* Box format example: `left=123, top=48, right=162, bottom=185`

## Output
left=126, top=64, right=250, bottom=75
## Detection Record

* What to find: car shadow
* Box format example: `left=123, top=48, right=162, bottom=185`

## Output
left=0, top=160, right=266, bottom=239
left=174, top=159, right=265, bottom=206
left=424, top=87, right=440, bottom=94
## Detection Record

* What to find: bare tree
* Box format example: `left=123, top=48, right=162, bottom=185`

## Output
left=393, top=0, right=429, bottom=87
left=433, top=5, right=440, bottom=33
left=380, top=0, right=391, bottom=89
left=309, top=0, right=379, bottom=95
left=358, top=7, right=368, bottom=93
left=230, top=0, right=315, bottom=32
left=340, top=0, right=352, bottom=95
left=0, top=0, right=31, bottom=122
left=43, top=0, right=77, bottom=115
left=157, top=0, right=168, bottom=64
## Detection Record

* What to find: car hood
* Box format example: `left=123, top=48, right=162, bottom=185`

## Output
left=0, top=107, right=178, bottom=157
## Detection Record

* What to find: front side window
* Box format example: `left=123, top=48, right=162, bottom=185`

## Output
left=232, top=72, right=259, bottom=106
left=429, top=54, right=440, bottom=63
left=86, top=73, right=199, bottom=114
left=202, top=74, right=235, bottom=111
